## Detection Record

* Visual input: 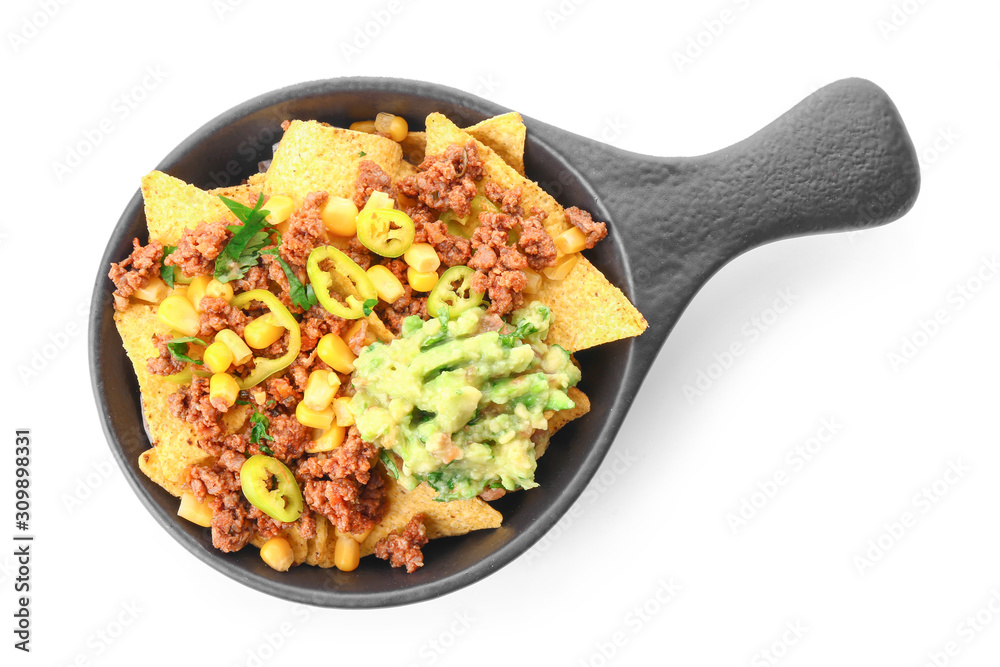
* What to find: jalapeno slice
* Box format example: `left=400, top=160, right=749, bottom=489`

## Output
left=427, top=266, right=485, bottom=318
left=306, top=246, right=377, bottom=320
left=240, top=454, right=303, bottom=523
left=355, top=208, right=415, bottom=257
left=229, top=289, right=301, bottom=390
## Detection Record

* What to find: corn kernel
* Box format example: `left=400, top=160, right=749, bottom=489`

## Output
left=303, top=370, right=340, bottom=411
left=265, top=195, right=295, bottom=225
left=333, top=396, right=355, bottom=427
left=334, top=535, right=360, bottom=571
left=554, top=227, right=588, bottom=255
left=205, top=278, right=234, bottom=303
left=334, top=524, right=373, bottom=543
left=522, top=267, right=543, bottom=294
left=320, top=196, right=359, bottom=237
left=203, top=341, right=234, bottom=374
left=403, top=243, right=441, bottom=273
left=349, top=120, right=377, bottom=133
left=260, top=537, right=294, bottom=572
left=375, top=112, right=408, bottom=142
left=407, top=267, right=438, bottom=293
left=133, top=276, right=168, bottom=304
left=306, top=424, right=346, bottom=454
left=363, top=190, right=395, bottom=212
left=157, top=295, right=201, bottom=337
left=209, top=373, right=240, bottom=409
left=168, top=285, right=188, bottom=299
left=367, top=264, right=404, bottom=303
left=296, top=401, right=334, bottom=429
left=317, top=333, right=356, bottom=374
left=177, top=492, right=213, bottom=527
left=542, top=253, right=580, bottom=281
left=244, top=313, right=285, bottom=349
left=187, top=275, right=212, bottom=312
left=215, top=329, right=253, bottom=365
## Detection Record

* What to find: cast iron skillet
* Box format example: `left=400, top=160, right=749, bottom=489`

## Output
left=90, top=77, right=919, bottom=608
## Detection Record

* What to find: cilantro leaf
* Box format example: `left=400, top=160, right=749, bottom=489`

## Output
left=249, top=411, right=274, bottom=445
left=160, top=246, right=177, bottom=288
left=166, top=337, right=206, bottom=365
left=499, top=318, right=539, bottom=348
left=214, top=194, right=273, bottom=283
left=260, top=248, right=317, bottom=310
left=379, top=450, right=399, bottom=479
left=420, top=307, right=450, bottom=351
left=358, top=151, right=367, bottom=157
left=362, top=298, right=378, bottom=316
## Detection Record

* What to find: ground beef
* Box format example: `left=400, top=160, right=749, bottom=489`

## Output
left=484, top=182, right=524, bottom=216
left=345, top=237, right=374, bottom=271
left=565, top=206, right=608, bottom=248
left=259, top=253, right=295, bottom=310
left=353, top=160, right=394, bottom=209
left=477, top=487, right=507, bottom=501
left=266, top=414, right=311, bottom=462
left=346, top=319, right=371, bottom=356
left=146, top=333, right=186, bottom=376
left=280, top=191, right=329, bottom=270
left=167, top=377, right=224, bottom=436
left=165, top=220, right=230, bottom=278
left=235, top=265, right=269, bottom=293
left=197, top=296, right=249, bottom=339
left=108, top=238, right=164, bottom=311
left=374, top=514, right=428, bottom=574
left=375, top=260, right=429, bottom=334
left=397, top=141, right=484, bottom=217
left=413, top=218, right=472, bottom=267
left=298, top=428, right=378, bottom=484
left=468, top=212, right=529, bottom=315
left=518, top=209, right=558, bottom=271
left=264, top=375, right=299, bottom=410
left=300, top=305, right=348, bottom=351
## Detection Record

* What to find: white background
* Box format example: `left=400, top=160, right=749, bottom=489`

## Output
left=3, top=0, right=998, bottom=665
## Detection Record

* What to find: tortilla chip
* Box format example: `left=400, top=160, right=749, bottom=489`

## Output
left=400, top=112, right=526, bottom=174
left=141, top=171, right=238, bottom=246
left=549, top=387, right=590, bottom=435
left=360, top=477, right=503, bottom=557
left=208, top=184, right=264, bottom=207
left=263, top=120, right=402, bottom=204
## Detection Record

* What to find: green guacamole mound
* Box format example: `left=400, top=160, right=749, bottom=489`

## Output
left=348, top=302, right=581, bottom=501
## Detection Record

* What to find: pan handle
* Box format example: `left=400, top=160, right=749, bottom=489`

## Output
left=536, top=78, right=921, bottom=345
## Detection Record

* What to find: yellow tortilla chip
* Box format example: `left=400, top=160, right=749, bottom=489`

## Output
left=141, top=171, right=238, bottom=246
left=207, top=183, right=264, bottom=207
left=263, top=120, right=402, bottom=204
left=400, top=112, right=526, bottom=174
left=548, top=387, right=590, bottom=435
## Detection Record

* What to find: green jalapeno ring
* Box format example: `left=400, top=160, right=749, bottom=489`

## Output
left=355, top=208, right=415, bottom=258
left=427, top=266, right=485, bottom=318
left=229, top=289, right=302, bottom=390
left=306, top=246, right=377, bottom=320
left=240, top=454, right=303, bottom=523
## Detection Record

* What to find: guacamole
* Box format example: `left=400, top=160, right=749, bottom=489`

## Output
left=349, top=302, right=580, bottom=500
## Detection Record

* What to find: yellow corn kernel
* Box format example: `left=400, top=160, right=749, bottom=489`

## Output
left=317, top=333, right=356, bottom=374
left=407, top=267, right=438, bottom=293
left=260, top=536, right=294, bottom=572
left=168, top=285, right=188, bottom=299
left=334, top=535, right=360, bottom=572
left=203, top=341, right=234, bottom=374
left=303, top=369, right=340, bottom=411
left=334, top=524, right=373, bottom=543
left=187, top=275, right=213, bottom=312
left=215, top=329, right=253, bottom=365
left=367, top=264, right=404, bottom=303
left=542, top=253, right=580, bottom=281
left=349, top=120, right=377, bottom=133
left=132, top=276, right=169, bottom=304
left=265, top=195, right=295, bottom=225
left=295, top=401, right=334, bottom=430
left=177, top=492, right=213, bottom=527
left=403, top=242, right=441, bottom=273
left=374, top=112, right=408, bottom=142
left=343, top=319, right=375, bottom=350
left=554, top=227, right=588, bottom=255
left=363, top=190, right=395, bottom=213
left=333, top=396, right=355, bottom=427
left=522, top=267, right=543, bottom=294
left=157, top=295, right=201, bottom=337
left=244, top=313, right=285, bottom=349
left=205, top=278, right=234, bottom=303
left=320, top=196, right=359, bottom=237
left=306, top=424, right=346, bottom=454
left=210, top=372, right=240, bottom=409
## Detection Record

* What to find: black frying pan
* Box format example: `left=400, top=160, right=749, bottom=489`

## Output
left=89, top=77, right=919, bottom=608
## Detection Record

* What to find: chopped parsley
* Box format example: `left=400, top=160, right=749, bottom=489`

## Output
left=499, top=318, right=540, bottom=348
left=214, top=194, right=273, bottom=283
left=379, top=450, right=399, bottom=479
left=358, top=151, right=367, bottom=157
left=362, top=298, right=378, bottom=316
left=166, top=337, right=206, bottom=365
left=249, top=410, right=274, bottom=446
left=160, top=246, right=177, bottom=288
left=260, top=248, right=317, bottom=310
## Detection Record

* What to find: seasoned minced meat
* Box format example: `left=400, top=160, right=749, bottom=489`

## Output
left=164, top=220, right=230, bottom=277
left=167, top=377, right=224, bottom=436
left=397, top=141, right=484, bottom=217
left=108, top=238, right=163, bottom=311
left=197, top=296, right=249, bottom=339
left=517, top=209, right=558, bottom=271
left=374, top=514, right=429, bottom=574
left=565, top=206, right=608, bottom=248
left=353, top=160, right=394, bottom=209
left=468, top=211, right=529, bottom=316
left=146, top=333, right=186, bottom=376
left=280, top=191, right=329, bottom=270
